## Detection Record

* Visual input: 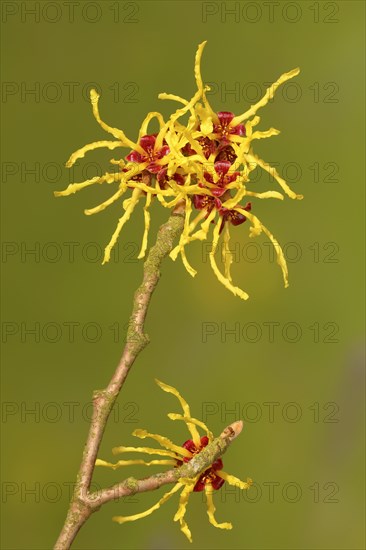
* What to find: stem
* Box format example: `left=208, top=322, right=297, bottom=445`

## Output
left=55, top=210, right=184, bottom=549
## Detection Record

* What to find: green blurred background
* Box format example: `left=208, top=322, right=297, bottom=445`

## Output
left=1, top=1, right=365, bottom=548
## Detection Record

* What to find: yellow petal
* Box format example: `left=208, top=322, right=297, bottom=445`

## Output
left=209, top=220, right=249, bottom=301
left=155, top=379, right=201, bottom=446
left=174, top=482, right=195, bottom=522
left=89, top=89, right=138, bottom=149
left=246, top=152, right=303, bottom=200
left=217, top=471, right=253, bottom=490
left=194, top=41, right=215, bottom=119
left=102, top=188, right=141, bottom=264
left=205, top=485, right=232, bottom=530
left=137, top=193, right=152, bottom=259
left=236, top=208, right=289, bottom=287
left=222, top=223, right=233, bottom=283
left=179, top=518, right=193, bottom=543
left=54, top=172, right=120, bottom=198
left=172, top=197, right=198, bottom=277
left=167, top=413, right=213, bottom=441
left=190, top=208, right=217, bottom=242
left=180, top=198, right=197, bottom=276
left=168, top=42, right=207, bottom=127
left=112, top=445, right=180, bottom=460
left=84, top=185, right=127, bottom=216
left=244, top=190, right=284, bottom=200
left=181, top=248, right=197, bottom=278
left=113, top=482, right=183, bottom=524
left=66, top=140, right=122, bottom=168
left=138, top=111, right=165, bottom=139
left=95, top=458, right=175, bottom=469
left=158, top=92, right=188, bottom=105
left=132, top=428, right=192, bottom=459
left=194, top=41, right=207, bottom=96
left=195, top=103, right=213, bottom=135
left=251, top=127, right=280, bottom=141
left=222, top=184, right=247, bottom=209
left=232, top=67, right=300, bottom=124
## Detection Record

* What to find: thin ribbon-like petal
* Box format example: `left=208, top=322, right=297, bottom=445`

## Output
left=112, top=445, right=180, bottom=460
left=167, top=413, right=214, bottom=441
left=102, top=188, right=142, bottom=264
left=204, top=485, right=232, bottom=530
left=137, top=192, right=152, bottom=259
left=132, top=428, right=192, bottom=459
left=216, top=471, right=253, bottom=490
left=113, top=482, right=183, bottom=524
left=246, top=151, right=303, bottom=200
left=155, top=379, right=201, bottom=446
left=95, top=458, right=175, bottom=469
left=209, top=219, right=249, bottom=301
left=90, top=89, right=139, bottom=150
left=54, top=172, right=120, bottom=198
left=232, top=68, right=300, bottom=124
left=236, top=208, right=289, bottom=288
left=66, top=140, right=122, bottom=168
left=174, top=481, right=197, bottom=540
left=222, top=223, right=233, bottom=283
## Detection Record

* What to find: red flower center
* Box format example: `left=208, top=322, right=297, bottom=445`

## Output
left=213, top=111, right=246, bottom=141
left=126, top=134, right=170, bottom=173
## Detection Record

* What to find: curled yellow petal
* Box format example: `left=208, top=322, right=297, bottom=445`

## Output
left=84, top=185, right=128, bottom=216
left=174, top=482, right=195, bottom=523
left=89, top=89, right=138, bottom=149
left=251, top=127, right=280, bottom=141
left=194, top=40, right=215, bottom=119
left=169, top=208, right=207, bottom=262
left=54, top=172, right=119, bottom=198
left=179, top=518, right=192, bottom=543
left=190, top=208, right=217, bottom=242
left=132, top=428, right=192, bottom=459
left=66, top=140, right=122, bottom=168
left=158, top=92, right=188, bottom=105
left=113, top=482, right=183, bottom=524
left=217, top=471, right=253, bottom=490
left=205, top=485, right=232, bottom=530
left=237, top=208, right=289, bottom=287
left=112, top=445, right=180, bottom=460
left=174, top=198, right=197, bottom=278
left=209, top=220, right=249, bottom=301
left=138, top=111, right=165, bottom=139
left=167, top=413, right=213, bottom=441
left=232, top=67, right=300, bottom=124
left=246, top=151, right=303, bottom=200
left=102, top=188, right=142, bottom=264
left=155, top=379, right=201, bottom=446
left=169, top=42, right=207, bottom=127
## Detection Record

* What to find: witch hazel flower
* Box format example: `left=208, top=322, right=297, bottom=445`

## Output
left=55, top=41, right=303, bottom=300
left=96, top=379, right=252, bottom=542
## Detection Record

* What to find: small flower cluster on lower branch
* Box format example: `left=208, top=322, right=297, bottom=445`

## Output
left=96, top=379, right=252, bottom=542
left=55, top=41, right=303, bottom=300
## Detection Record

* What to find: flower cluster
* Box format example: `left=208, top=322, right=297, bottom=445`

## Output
left=96, top=379, right=252, bottom=542
left=55, top=41, right=302, bottom=300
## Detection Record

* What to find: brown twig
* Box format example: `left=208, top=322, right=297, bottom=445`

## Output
left=55, top=210, right=185, bottom=549
left=54, top=209, right=243, bottom=549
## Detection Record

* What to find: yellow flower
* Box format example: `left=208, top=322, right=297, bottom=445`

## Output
left=55, top=41, right=302, bottom=300
left=96, top=379, right=252, bottom=542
